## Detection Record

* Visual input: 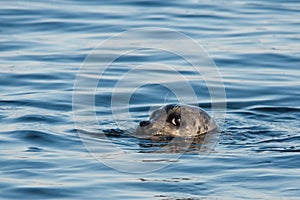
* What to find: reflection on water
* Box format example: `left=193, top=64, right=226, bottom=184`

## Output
left=0, top=0, right=299, bottom=199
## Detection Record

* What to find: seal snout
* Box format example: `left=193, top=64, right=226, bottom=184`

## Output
left=139, top=120, right=150, bottom=127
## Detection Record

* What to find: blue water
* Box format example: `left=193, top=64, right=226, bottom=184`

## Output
left=1, top=0, right=300, bottom=199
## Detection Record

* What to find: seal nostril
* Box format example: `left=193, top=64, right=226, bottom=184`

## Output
left=139, top=121, right=150, bottom=127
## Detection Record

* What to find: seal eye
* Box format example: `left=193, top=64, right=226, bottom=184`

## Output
left=171, top=116, right=181, bottom=126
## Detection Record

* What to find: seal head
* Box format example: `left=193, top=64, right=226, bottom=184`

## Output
left=136, top=104, right=217, bottom=137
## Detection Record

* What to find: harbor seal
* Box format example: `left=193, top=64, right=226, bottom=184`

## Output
left=136, top=104, right=217, bottom=138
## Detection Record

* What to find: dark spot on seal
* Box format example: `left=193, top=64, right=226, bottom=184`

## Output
left=164, top=104, right=179, bottom=113
left=139, top=120, right=150, bottom=127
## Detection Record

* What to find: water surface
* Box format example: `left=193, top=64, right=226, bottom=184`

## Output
left=1, top=0, right=299, bottom=199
